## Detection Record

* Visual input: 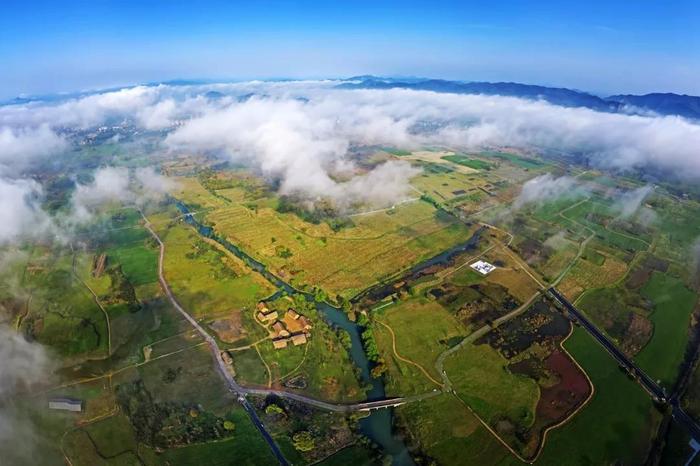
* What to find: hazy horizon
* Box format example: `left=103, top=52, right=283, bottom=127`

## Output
left=2, top=1, right=699, bottom=100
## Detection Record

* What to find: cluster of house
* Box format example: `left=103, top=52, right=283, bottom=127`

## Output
left=256, top=302, right=312, bottom=350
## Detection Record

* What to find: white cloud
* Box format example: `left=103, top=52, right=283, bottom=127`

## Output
left=164, top=95, right=421, bottom=207
left=69, top=166, right=175, bottom=223
left=2, top=80, right=700, bottom=212
left=512, top=174, right=588, bottom=210
left=0, top=325, right=52, bottom=466
left=0, top=178, right=52, bottom=245
left=134, top=166, right=176, bottom=197
left=611, top=185, right=653, bottom=219
left=543, top=230, right=570, bottom=251
left=0, top=125, right=66, bottom=173
left=70, top=166, right=131, bottom=222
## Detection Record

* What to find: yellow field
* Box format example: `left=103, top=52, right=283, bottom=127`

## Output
left=179, top=179, right=477, bottom=298
left=411, top=170, right=495, bottom=203
left=172, top=177, right=228, bottom=209
left=559, top=252, right=628, bottom=301
left=155, top=216, right=276, bottom=324
left=400, top=150, right=478, bottom=174
left=482, top=247, right=542, bottom=302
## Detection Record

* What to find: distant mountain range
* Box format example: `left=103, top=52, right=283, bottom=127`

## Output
left=339, top=76, right=700, bottom=120
left=4, top=77, right=700, bottom=121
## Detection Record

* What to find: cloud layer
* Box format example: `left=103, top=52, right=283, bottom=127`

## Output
left=70, top=166, right=175, bottom=223
left=3, top=80, right=700, bottom=184
left=512, top=174, right=588, bottom=210
left=0, top=325, right=52, bottom=465
left=0, top=178, right=51, bottom=245
left=1, top=80, right=700, bottom=240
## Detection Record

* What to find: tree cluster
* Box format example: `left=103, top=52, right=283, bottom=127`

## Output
left=116, top=380, right=235, bottom=448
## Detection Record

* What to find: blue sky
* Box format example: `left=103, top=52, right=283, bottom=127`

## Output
left=1, top=0, right=699, bottom=99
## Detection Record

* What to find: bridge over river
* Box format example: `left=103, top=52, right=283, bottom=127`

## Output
left=241, top=388, right=439, bottom=412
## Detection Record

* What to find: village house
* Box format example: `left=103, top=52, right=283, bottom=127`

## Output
left=272, top=321, right=290, bottom=337
left=272, top=337, right=289, bottom=349
left=269, top=307, right=313, bottom=350
left=256, top=301, right=270, bottom=313
left=257, top=309, right=278, bottom=322
left=298, top=316, right=312, bottom=332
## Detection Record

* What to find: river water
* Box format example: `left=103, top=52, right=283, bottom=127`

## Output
left=175, top=201, right=484, bottom=464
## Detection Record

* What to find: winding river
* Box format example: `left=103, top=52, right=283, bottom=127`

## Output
left=174, top=201, right=414, bottom=465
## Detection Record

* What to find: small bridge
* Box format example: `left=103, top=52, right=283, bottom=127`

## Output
left=350, top=398, right=407, bottom=411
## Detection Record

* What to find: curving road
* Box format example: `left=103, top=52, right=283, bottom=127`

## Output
left=435, top=290, right=541, bottom=392
left=141, top=210, right=440, bottom=464
left=142, top=213, right=289, bottom=465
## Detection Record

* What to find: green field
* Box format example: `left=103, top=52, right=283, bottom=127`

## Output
left=22, top=257, right=109, bottom=358
left=231, top=347, right=270, bottom=386
left=105, top=243, right=159, bottom=286
left=396, top=393, right=509, bottom=465
left=374, top=298, right=465, bottom=395
left=442, top=154, right=493, bottom=170
left=159, top=409, right=278, bottom=466
left=535, top=328, right=659, bottom=465
left=444, top=342, right=539, bottom=443
left=636, top=272, right=697, bottom=386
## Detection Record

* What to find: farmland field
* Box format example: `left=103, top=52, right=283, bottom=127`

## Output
left=6, top=118, right=700, bottom=466
left=374, top=298, right=465, bottom=395
left=156, top=215, right=276, bottom=325
left=635, top=273, right=697, bottom=385
left=444, top=340, right=540, bottom=455
left=396, top=394, right=510, bottom=465
left=534, top=328, right=660, bottom=465
left=176, top=175, right=477, bottom=299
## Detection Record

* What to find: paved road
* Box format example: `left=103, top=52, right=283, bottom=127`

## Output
left=142, top=211, right=439, bottom=463
left=548, top=287, right=700, bottom=443
left=435, top=291, right=541, bottom=392
left=240, top=397, right=290, bottom=465
left=143, top=215, right=289, bottom=465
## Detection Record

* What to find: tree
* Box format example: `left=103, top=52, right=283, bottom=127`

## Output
left=223, top=420, right=235, bottom=431
left=265, top=404, right=285, bottom=416
left=292, top=431, right=316, bottom=452
left=314, top=287, right=328, bottom=303
left=371, top=361, right=387, bottom=379
left=337, top=294, right=352, bottom=312
left=337, top=329, right=352, bottom=351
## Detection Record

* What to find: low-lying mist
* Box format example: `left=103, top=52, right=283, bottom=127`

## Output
left=0, top=78, right=699, bottom=251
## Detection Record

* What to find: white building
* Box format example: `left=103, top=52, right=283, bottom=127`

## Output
left=470, top=260, right=496, bottom=275
left=48, top=398, right=83, bottom=412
